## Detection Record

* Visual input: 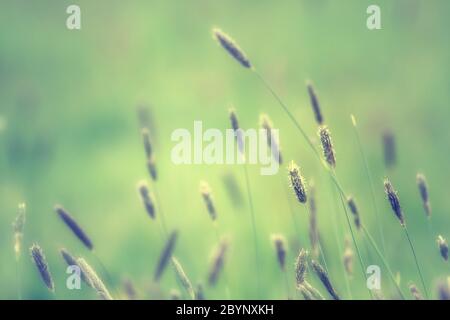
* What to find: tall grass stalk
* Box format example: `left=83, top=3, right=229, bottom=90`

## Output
left=305, top=204, right=329, bottom=275
left=213, top=29, right=392, bottom=299
left=243, top=163, right=260, bottom=298
left=361, top=225, right=405, bottom=299
left=350, top=115, right=386, bottom=254
left=334, top=177, right=373, bottom=300
left=279, top=176, right=301, bottom=246
left=325, top=174, right=352, bottom=299
left=253, top=70, right=393, bottom=291
left=153, top=185, right=168, bottom=237
left=403, top=227, right=429, bottom=299
left=213, top=224, right=231, bottom=299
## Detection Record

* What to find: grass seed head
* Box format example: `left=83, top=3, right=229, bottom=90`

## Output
left=55, top=205, right=93, bottom=250
left=212, top=28, right=252, bottom=69
left=260, top=113, right=283, bottom=164
left=172, top=257, right=195, bottom=299
left=154, top=230, right=178, bottom=281
left=346, top=196, right=361, bottom=230
left=288, top=161, right=307, bottom=204
left=306, top=81, right=324, bottom=125
left=384, top=179, right=405, bottom=226
left=311, top=259, right=340, bottom=300
left=382, top=130, right=396, bottom=169
left=138, top=180, right=156, bottom=219
left=77, top=258, right=113, bottom=300
left=60, top=248, right=90, bottom=286
left=142, top=128, right=153, bottom=159
left=409, top=283, right=423, bottom=300
left=13, top=203, right=26, bottom=260
left=147, top=157, right=158, bottom=181
left=437, top=235, right=449, bottom=261
left=295, top=249, right=308, bottom=286
left=30, top=243, right=54, bottom=292
left=208, top=237, right=229, bottom=286
left=229, top=108, right=244, bottom=156
left=437, top=278, right=450, bottom=300
left=416, top=173, right=431, bottom=217
left=271, top=234, right=287, bottom=271
left=200, top=181, right=217, bottom=221
left=318, top=125, right=336, bottom=168
left=343, top=236, right=354, bottom=277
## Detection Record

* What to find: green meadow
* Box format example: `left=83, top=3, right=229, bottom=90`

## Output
left=0, top=0, right=449, bottom=299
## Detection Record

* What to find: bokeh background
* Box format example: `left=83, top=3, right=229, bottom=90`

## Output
left=0, top=0, right=449, bottom=300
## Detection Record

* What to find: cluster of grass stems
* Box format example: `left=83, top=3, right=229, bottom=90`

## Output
left=11, top=27, right=450, bottom=301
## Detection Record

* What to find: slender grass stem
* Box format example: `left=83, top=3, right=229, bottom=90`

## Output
left=91, top=251, right=118, bottom=298
left=213, top=223, right=231, bottom=299
left=279, top=176, right=301, bottom=245
left=403, top=227, right=429, bottom=299
left=351, top=115, right=386, bottom=255
left=305, top=204, right=330, bottom=275
left=153, top=185, right=168, bottom=238
left=253, top=69, right=395, bottom=299
left=326, top=175, right=352, bottom=299
left=243, top=163, right=260, bottom=298
left=254, top=71, right=321, bottom=161
left=335, top=179, right=373, bottom=300
left=361, top=225, right=406, bottom=299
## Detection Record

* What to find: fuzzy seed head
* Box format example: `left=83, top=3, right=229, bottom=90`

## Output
left=307, top=81, right=324, bottom=125
left=416, top=173, right=431, bottom=217
left=196, top=284, right=205, bottom=300
left=122, top=278, right=137, bottom=300
left=384, top=179, right=405, bottom=226
left=212, top=28, right=251, bottom=69
left=295, top=249, right=308, bottom=286
left=30, top=244, right=54, bottom=292
left=437, top=235, right=449, bottom=261
left=138, top=181, right=156, bottom=219
left=229, top=108, right=244, bottom=155
left=147, top=157, right=157, bottom=181
left=172, top=257, right=195, bottom=299
left=154, top=230, right=178, bottom=281
left=55, top=205, right=93, bottom=250
left=409, top=283, right=423, bottom=300
left=311, top=259, right=340, bottom=300
left=142, top=128, right=153, bottom=159
left=288, top=161, right=307, bottom=204
left=346, top=196, right=361, bottom=230
left=208, top=237, right=230, bottom=286
left=298, top=284, right=314, bottom=300
left=200, top=181, right=217, bottom=221
left=437, top=278, right=450, bottom=300
left=260, top=113, right=283, bottom=164
left=343, top=236, right=354, bottom=276
left=13, top=203, right=26, bottom=260
left=382, top=130, right=396, bottom=169
left=77, top=258, right=113, bottom=300
left=318, top=125, right=336, bottom=168
left=60, top=248, right=90, bottom=286
left=271, top=234, right=287, bottom=271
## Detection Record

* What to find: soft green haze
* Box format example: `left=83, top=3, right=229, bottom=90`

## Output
left=0, top=0, right=449, bottom=299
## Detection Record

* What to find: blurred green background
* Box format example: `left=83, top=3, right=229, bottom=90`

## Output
left=0, top=0, right=449, bottom=300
